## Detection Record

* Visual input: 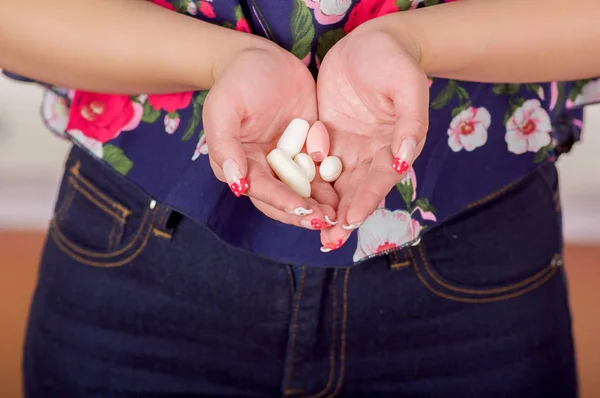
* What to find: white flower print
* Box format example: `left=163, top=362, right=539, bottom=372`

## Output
left=505, top=99, right=552, bottom=155
left=574, top=78, right=600, bottom=106
left=41, top=90, right=69, bottom=137
left=164, top=113, right=180, bottom=134
left=67, top=129, right=104, bottom=159
left=447, top=107, right=491, bottom=152
left=192, top=134, right=208, bottom=160
left=305, top=0, right=352, bottom=25
left=352, top=209, right=422, bottom=262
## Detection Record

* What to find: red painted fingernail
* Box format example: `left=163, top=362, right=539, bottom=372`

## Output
left=230, top=178, right=249, bottom=197
left=392, top=158, right=410, bottom=174
left=320, top=239, right=345, bottom=253
left=310, top=218, right=328, bottom=230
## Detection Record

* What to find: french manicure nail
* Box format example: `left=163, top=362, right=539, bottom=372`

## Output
left=222, top=159, right=249, bottom=197
left=287, top=207, right=313, bottom=217
left=392, top=138, right=417, bottom=174
left=342, top=222, right=362, bottom=231
left=324, top=215, right=338, bottom=226
left=320, top=239, right=345, bottom=253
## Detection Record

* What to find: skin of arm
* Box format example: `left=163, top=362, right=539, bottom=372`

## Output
left=371, top=0, right=600, bottom=83
left=0, top=0, right=272, bottom=94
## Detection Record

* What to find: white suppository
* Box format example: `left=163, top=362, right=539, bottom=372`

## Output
left=293, top=153, right=316, bottom=182
left=276, top=118, right=310, bottom=158
left=319, top=156, right=342, bottom=182
left=266, top=148, right=312, bottom=198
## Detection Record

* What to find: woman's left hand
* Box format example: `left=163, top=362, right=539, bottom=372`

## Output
left=316, top=24, right=430, bottom=252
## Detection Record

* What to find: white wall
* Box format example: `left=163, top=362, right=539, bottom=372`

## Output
left=0, top=76, right=599, bottom=240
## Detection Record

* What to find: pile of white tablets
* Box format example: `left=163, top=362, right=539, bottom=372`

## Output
left=266, top=118, right=342, bottom=198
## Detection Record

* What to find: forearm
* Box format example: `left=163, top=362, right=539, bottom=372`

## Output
left=0, top=0, right=268, bottom=94
left=378, top=0, right=600, bottom=83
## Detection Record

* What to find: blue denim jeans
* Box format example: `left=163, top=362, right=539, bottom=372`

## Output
left=23, top=145, right=577, bottom=397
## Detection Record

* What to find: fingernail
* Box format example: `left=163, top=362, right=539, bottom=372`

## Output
left=222, top=159, right=249, bottom=197
left=324, top=215, right=338, bottom=226
left=392, top=138, right=417, bottom=174
left=342, top=222, right=362, bottom=231
left=320, top=239, right=345, bottom=253
left=286, top=207, right=313, bottom=217
left=301, top=218, right=327, bottom=230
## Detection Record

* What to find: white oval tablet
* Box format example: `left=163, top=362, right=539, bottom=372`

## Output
left=276, top=118, right=310, bottom=158
left=319, top=156, right=342, bottom=182
left=294, top=153, right=316, bottom=182
left=267, top=148, right=311, bottom=198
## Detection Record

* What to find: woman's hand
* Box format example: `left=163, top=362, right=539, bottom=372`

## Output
left=203, top=44, right=339, bottom=230
left=316, top=25, right=430, bottom=251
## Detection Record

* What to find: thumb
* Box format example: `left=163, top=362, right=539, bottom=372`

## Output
left=203, top=88, right=249, bottom=197
left=390, top=88, right=429, bottom=175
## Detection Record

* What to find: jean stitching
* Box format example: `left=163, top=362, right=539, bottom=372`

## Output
left=49, top=214, right=155, bottom=268
left=326, top=268, right=349, bottom=398
left=107, top=223, right=116, bottom=250
left=284, top=266, right=307, bottom=394
left=68, top=177, right=127, bottom=223
left=56, top=183, right=76, bottom=224
left=70, top=161, right=131, bottom=217
left=411, top=248, right=560, bottom=303
left=418, top=243, right=555, bottom=295
left=390, top=261, right=411, bottom=270
left=152, top=228, right=173, bottom=240
left=50, top=207, right=152, bottom=258
left=303, top=270, right=338, bottom=398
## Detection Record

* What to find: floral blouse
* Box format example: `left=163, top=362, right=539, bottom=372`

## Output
left=4, top=0, right=600, bottom=267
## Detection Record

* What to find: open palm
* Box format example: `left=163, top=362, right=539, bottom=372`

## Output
left=316, top=28, right=430, bottom=249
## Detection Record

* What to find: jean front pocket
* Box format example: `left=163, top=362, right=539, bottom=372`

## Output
left=411, top=163, right=563, bottom=303
left=50, top=160, right=158, bottom=267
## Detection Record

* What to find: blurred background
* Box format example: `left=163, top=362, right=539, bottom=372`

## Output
left=0, top=75, right=598, bottom=396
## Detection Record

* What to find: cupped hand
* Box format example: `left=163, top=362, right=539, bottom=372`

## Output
left=203, top=42, right=339, bottom=230
left=316, top=25, right=430, bottom=251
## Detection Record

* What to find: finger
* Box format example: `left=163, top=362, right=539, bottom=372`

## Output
left=390, top=72, right=430, bottom=176
left=245, top=156, right=314, bottom=217
left=346, top=146, right=400, bottom=226
left=203, top=87, right=249, bottom=197
left=209, top=157, right=225, bottom=182
left=310, top=172, right=339, bottom=222
left=251, top=197, right=336, bottom=231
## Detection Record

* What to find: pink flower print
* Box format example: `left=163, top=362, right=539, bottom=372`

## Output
left=42, top=90, right=69, bottom=136
left=199, top=1, right=215, bottom=18
left=192, top=134, right=208, bottom=160
left=236, top=18, right=251, bottom=32
left=67, top=130, right=104, bottom=159
left=305, top=0, right=352, bottom=25
left=505, top=99, right=552, bottom=155
left=187, top=0, right=197, bottom=15
left=353, top=209, right=422, bottom=262
left=164, top=112, right=180, bottom=134
left=447, top=106, right=491, bottom=152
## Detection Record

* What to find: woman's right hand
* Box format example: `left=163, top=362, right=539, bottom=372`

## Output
left=203, top=43, right=339, bottom=230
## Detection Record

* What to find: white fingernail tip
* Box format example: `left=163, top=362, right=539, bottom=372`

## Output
left=287, top=207, right=313, bottom=216
left=276, top=118, right=310, bottom=158
left=319, top=156, right=342, bottom=183
left=293, top=153, right=316, bottom=182
left=267, top=148, right=311, bottom=198
left=342, top=222, right=362, bottom=230
left=324, top=215, right=338, bottom=225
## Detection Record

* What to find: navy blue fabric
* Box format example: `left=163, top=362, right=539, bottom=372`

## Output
left=23, top=146, right=577, bottom=397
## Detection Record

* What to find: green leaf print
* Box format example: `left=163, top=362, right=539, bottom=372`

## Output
left=103, top=144, right=134, bottom=176
left=414, top=198, right=437, bottom=214
left=141, top=101, right=161, bottom=123
left=396, top=180, right=414, bottom=210
left=316, top=29, right=345, bottom=63
left=503, top=97, right=526, bottom=125
left=290, top=0, right=315, bottom=61
left=525, top=83, right=541, bottom=94
left=424, top=0, right=439, bottom=5
left=196, top=90, right=209, bottom=106
left=234, top=5, right=244, bottom=21
left=430, top=80, right=457, bottom=110
left=396, top=0, right=412, bottom=11
left=451, top=100, right=472, bottom=118
left=182, top=94, right=203, bottom=142
left=492, top=84, right=521, bottom=96
left=172, top=0, right=189, bottom=13
left=567, top=79, right=593, bottom=101
left=222, top=21, right=236, bottom=29
left=553, top=82, right=567, bottom=117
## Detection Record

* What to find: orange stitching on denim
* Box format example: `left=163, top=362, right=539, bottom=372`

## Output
left=418, top=244, right=554, bottom=295
left=391, top=261, right=411, bottom=270
left=466, top=179, right=519, bottom=210
left=284, top=266, right=307, bottom=392
left=553, top=189, right=561, bottom=212
left=56, top=184, right=76, bottom=223
left=70, top=161, right=131, bottom=217
left=50, top=207, right=152, bottom=258
left=286, top=266, right=295, bottom=302
left=304, top=270, right=338, bottom=398
left=152, top=228, right=172, bottom=240
left=284, top=389, right=305, bottom=395
left=50, top=220, right=153, bottom=268
left=326, top=268, right=349, bottom=398
left=68, top=177, right=127, bottom=223
left=410, top=248, right=559, bottom=303
left=108, top=223, right=116, bottom=249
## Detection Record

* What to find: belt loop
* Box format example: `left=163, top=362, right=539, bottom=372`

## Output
left=388, top=248, right=412, bottom=271
left=150, top=200, right=175, bottom=240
